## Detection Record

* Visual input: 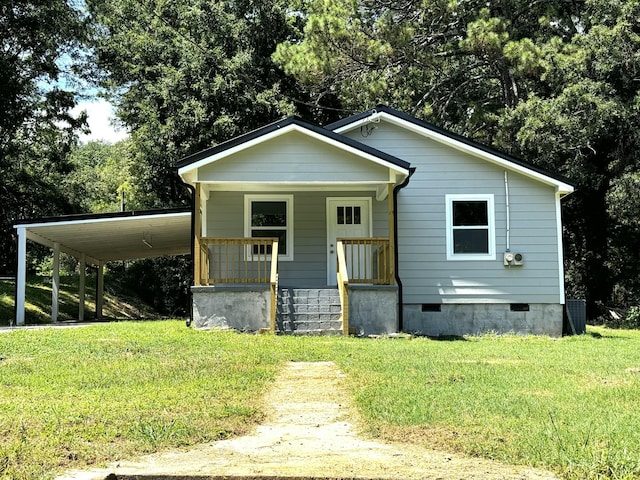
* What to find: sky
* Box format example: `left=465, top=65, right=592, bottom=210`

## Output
left=71, top=99, right=129, bottom=144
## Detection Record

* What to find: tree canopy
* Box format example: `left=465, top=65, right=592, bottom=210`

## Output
left=85, top=0, right=322, bottom=207
left=0, top=0, right=90, bottom=274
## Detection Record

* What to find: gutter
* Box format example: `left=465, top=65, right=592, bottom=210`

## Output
left=393, top=167, right=416, bottom=332
left=183, top=181, right=196, bottom=327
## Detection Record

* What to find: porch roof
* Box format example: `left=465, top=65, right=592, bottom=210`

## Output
left=13, top=208, right=192, bottom=266
left=176, top=116, right=411, bottom=187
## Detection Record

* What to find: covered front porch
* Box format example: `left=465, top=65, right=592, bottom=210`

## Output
left=192, top=193, right=399, bottom=335
left=177, top=117, right=411, bottom=335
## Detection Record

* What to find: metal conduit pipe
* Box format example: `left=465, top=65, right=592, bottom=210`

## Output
left=504, top=170, right=511, bottom=252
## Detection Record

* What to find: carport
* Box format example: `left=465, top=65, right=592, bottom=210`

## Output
left=13, top=208, right=192, bottom=325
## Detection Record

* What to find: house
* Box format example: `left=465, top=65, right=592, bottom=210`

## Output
left=176, top=106, right=574, bottom=337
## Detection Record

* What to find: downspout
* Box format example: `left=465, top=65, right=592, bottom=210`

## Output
left=393, top=167, right=416, bottom=332
left=183, top=181, right=196, bottom=327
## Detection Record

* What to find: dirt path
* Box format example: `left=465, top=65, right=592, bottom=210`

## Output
left=60, top=361, right=557, bottom=480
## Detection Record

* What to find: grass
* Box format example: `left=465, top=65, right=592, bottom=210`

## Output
left=1, top=323, right=640, bottom=479
left=0, top=276, right=158, bottom=325
left=339, top=331, right=640, bottom=479
left=0, top=322, right=289, bottom=478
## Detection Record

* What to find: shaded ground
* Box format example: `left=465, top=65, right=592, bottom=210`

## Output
left=59, top=361, right=557, bottom=480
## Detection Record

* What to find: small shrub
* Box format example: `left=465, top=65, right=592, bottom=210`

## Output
left=624, top=306, right=640, bottom=329
left=595, top=304, right=640, bottom=329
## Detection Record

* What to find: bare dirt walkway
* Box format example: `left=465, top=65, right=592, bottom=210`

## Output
left=60, top=361, right=557, bottom=480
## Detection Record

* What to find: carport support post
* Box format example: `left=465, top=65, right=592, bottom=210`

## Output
left=96, top=262, right=104, bottom=320
left=15, top=227, right=27, bottom=326
left=52, top=242, right=60, bottom=323
left=78, top=254, right=85, bottom=322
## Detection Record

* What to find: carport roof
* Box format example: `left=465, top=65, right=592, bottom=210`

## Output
left=14, top=208, right=192, bottom=265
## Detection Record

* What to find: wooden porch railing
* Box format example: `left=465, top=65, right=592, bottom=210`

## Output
left=336, top=240, right=349, bottom=336
left=199, top=237, right=278, bottom=284
left=269, top=248, right=278, bottom=333
left=336, top=237, right=393, bottom=336
left=198, top=237, right=279, bottom=331
left=338, top=238, right=393, bottom=285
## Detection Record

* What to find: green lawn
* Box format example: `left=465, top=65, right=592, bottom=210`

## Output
left=0, top=322, right=639, bottom=479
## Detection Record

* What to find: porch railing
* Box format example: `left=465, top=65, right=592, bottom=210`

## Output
left=336, top=241, right=349, bottom=336
left=338, top=237, right=393, bottom=285
left=198, top=237, right=279, bottom=331
left=199, top=237, right=278, bottom=284
left=336, top=237, right=394, bottom=336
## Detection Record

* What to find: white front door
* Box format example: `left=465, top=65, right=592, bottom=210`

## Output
left=326, top=197, right=371, bottom=285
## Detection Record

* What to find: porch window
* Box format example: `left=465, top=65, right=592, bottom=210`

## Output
left=445, top=194, right=495, bottom=260
left=244, top=194, right=293, bottom=261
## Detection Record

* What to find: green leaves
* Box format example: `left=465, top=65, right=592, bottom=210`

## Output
left=273, top=0, right=640, bottom=313
left=460, top=9, right=510, bottom=57
left=87, top=0, right=306, bottom=206
left=0, top=0, right=92, bottom=273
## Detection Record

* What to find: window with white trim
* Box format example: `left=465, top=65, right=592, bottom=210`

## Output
left=244, top=195, right=293, bottom=261
left=445, top=194, right=495, bottom=260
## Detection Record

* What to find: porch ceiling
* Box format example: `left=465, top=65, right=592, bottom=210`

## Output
left=14, top=209, right=192, bottom=265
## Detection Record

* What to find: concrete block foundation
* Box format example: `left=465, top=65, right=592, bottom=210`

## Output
left=348, top=285, right=398, bottom=336
left=191, top=285, right=271, bottom=332
left=402, top=303, right=564, bottom=337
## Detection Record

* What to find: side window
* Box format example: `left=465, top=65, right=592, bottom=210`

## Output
left=445, top=194, right=495, bottom=260
left=244, top=195, right=294, bottom=261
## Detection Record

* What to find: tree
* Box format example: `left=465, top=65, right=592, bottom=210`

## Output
left=85, top=0, right=318, bottom=208
left=0, top=0, right=90, bottom=274
left=66, top=140, right=150, bottom=213
left=274, top=0, right=582, bottom=137
left=500, top=0, right=640, bottom=316
left=83, top=0, right=320, bottom=315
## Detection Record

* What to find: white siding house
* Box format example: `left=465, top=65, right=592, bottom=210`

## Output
left=177, top=107, right=574, bottom=337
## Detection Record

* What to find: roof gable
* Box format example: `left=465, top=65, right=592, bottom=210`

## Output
left=177, top=116, right=410, bottom=183
left=326, top=105, right=574, bottom=195
left=196, top=129, right=394, bottom=184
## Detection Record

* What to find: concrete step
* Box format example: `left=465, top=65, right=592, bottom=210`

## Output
left=276, top=287, right=342, bottom=335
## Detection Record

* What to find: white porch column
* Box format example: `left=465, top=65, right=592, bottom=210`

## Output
left=96, top=262, right=104, bottom=320
left=78, top=254, right=86, bottom=322
left=52, top=242, right=60, bottom=323
left=15, top=227, right=27, bottom=326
